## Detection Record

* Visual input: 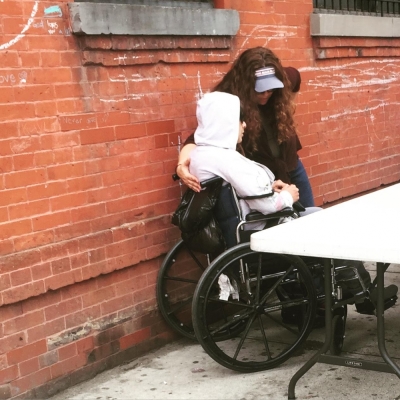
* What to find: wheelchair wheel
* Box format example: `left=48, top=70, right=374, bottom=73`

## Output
left=330, top=306, right=347, bottom=355
left=156, top=239, right=209, bottom=339
left=192, top=243, right=317, bottom=373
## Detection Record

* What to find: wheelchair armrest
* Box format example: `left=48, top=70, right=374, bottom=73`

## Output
left=171, top=173, right=223, bottom=188
left=200, top=176, right=223, bottom=189
left=245, top=207, right=295, bottom=222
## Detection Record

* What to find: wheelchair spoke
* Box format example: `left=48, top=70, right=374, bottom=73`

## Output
left=199, top=294, right=253, bottom=310
left=259, top=263, right=296, bottom=306
left=208, top=309, right=253, bottom=337
left=263, top=312, right=300, bottom=335
left=166, top=296, right=193, bottom=316
left=164, top=275, right=199, bottom=284
left=232, top=313, right=258, bottom=361
left=257, top=314, right=272, bottom=360
left=187, top=247, right=209, bottom=272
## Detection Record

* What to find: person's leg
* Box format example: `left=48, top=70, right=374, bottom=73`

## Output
left=289, top=158, right=315, bottom=207
left=214, top=184, right=240, bottom=249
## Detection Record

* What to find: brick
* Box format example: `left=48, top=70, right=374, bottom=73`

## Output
left=27, top=181, right=66, bottom=201
left=0, top=384, right=11, bottom=399
left=7, top=339, right=47, bottom=365
left=76, top=336, right=94, bottom=354
left=10, top=367, right=51, bottom=397
left=87, top=341, right=120, bottom=364
left=13, top=231, right=54, bottom=253
left=31, top=262, right=52, bottom=281
left=9, top=198, right=50, bottom=220
left=100, top=294, right=133, bottom=316
left=146, top=120, right=175, bottom=135
left=14, top=85, right=54, bottom=103
left=32, top=210, right=70, bottom=232
left=45, top=298, right=82, bottom=321
left=82, top=261, right=114, bottom=280
left=2, top=281, right=45, bottom=305
left=9, top=268, right=32, bottom=287
left=3, top=309, right=45, bottom=336
left=71, top=203, right=106, bottom=223
left=65, top=306, right=101, bottom=329
left=31, top=67, right=72, bottom=84
left=0, top=219, right=32, bottom=241
left=95, top=325, right=125, bottom=347
left=27, top=318, right=66, bottom=344
left=0, top=122, right=18, bottom=139
left=0, top=332, right=27, bottom=355
left=51, top=257, right=71, bottom=275
left=115, top=123, right=146, bottom=140
left=80, top=127, right=115, bottom=145
left=19, top=357, right=40, bottom=377
left=97, top=111, right=131, bottom=127
left=0, top=274, right=11, bottom=291
left=0, top=103, right=36, bottom=122
left=0, top=364, right=18, bottom=385
left=4, top=169, right=46, bottom=189
left=47, top=162, right=85, bottom=180
left=119, top=327, right=151, bottom=350
left=58, top=342, right=77, bottom=361
left=44, top=270, right=82, bottom=291
left=38, top=350, right=59, bottom=368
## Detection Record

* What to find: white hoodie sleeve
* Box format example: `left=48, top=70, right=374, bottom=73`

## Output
left=213, top=151, right=294, bottom=215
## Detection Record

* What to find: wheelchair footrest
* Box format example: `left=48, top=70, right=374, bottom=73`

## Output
left=355, top=284, right=398, bottom=315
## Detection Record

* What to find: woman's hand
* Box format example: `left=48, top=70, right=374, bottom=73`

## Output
left=176, top=159, right=201, bottom=192
left=282, top=184, right=300, bottom=202
left=272, top=180, right=288, bottom=193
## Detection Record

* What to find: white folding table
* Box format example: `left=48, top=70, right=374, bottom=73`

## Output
left=250, top=183, right=400, bottom=399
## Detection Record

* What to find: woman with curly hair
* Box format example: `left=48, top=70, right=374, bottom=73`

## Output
left=177, top=46, right=315, bottom=207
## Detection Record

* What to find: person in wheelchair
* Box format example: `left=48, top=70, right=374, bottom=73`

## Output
left=189, top=90, right=397, bottom=317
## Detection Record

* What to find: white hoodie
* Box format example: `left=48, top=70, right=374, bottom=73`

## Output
left=190, top=91, right=294, bottom=216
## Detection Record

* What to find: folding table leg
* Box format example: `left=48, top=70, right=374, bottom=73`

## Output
left=288, top=259, right=333, bottom=399
left=376, top=263, right=400, bottom=378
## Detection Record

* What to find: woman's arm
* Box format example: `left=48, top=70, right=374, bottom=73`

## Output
left=176, top=143, right=201, bottom=192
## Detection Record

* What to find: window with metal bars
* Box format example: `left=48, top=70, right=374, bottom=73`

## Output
left=74, top=0, right=213, bottom=6
left=314, top=0, right=400, bottom=16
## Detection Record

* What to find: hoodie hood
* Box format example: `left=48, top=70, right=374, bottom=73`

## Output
left=194, top=92, right=240, bottom=150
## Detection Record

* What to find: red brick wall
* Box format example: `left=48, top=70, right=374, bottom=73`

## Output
left=1, top=0, right=399, bottom=397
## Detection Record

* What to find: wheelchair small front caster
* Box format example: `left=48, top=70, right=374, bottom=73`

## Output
left=330, top=306, right=347, bottom=355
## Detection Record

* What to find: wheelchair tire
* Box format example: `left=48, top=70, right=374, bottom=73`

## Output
left=330, top=306, right=347, bottom=355
left=156, top=239, right=208, bottom=340
left=192, top=243, right=317, bottom=373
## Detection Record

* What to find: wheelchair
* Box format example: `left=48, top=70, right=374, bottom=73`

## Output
left=156, top=177, right=305, bottom=341
left=156, top=177, right=395, bottom=373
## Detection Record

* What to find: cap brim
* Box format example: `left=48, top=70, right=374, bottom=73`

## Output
left=255, top=76, right=284, bottom=92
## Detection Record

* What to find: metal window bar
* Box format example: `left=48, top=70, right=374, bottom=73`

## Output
left=314, top=0, right=400, bottom=16
left=76, top=0, right=213, bottom=6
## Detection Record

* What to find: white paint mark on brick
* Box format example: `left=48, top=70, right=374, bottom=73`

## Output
left=0, top=1, right=38, bottom=50
left=321, top=101, right=400, bottom=121
left=114, top=54, right=128, bottom=65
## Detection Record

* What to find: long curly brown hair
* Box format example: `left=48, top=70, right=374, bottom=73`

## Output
left=213, top=47, right=296, bottom=154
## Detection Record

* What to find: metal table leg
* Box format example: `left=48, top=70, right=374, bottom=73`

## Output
left=376, top=262, right=400, bottom=377
left=288, top=259, right=333, bottom=400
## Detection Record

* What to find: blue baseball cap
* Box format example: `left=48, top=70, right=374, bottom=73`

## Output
left=254, top=67, right=284, bottom=92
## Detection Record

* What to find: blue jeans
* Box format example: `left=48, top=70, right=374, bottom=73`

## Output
left=289, top=158, right=315, bottom=207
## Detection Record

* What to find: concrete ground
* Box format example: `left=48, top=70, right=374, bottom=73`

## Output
left=51, top=264, right=400, bottom=400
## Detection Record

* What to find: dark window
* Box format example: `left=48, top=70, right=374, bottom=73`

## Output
left=75, top=0, right=213, bottom=6
left=314, top=0, right=400, bottom=16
